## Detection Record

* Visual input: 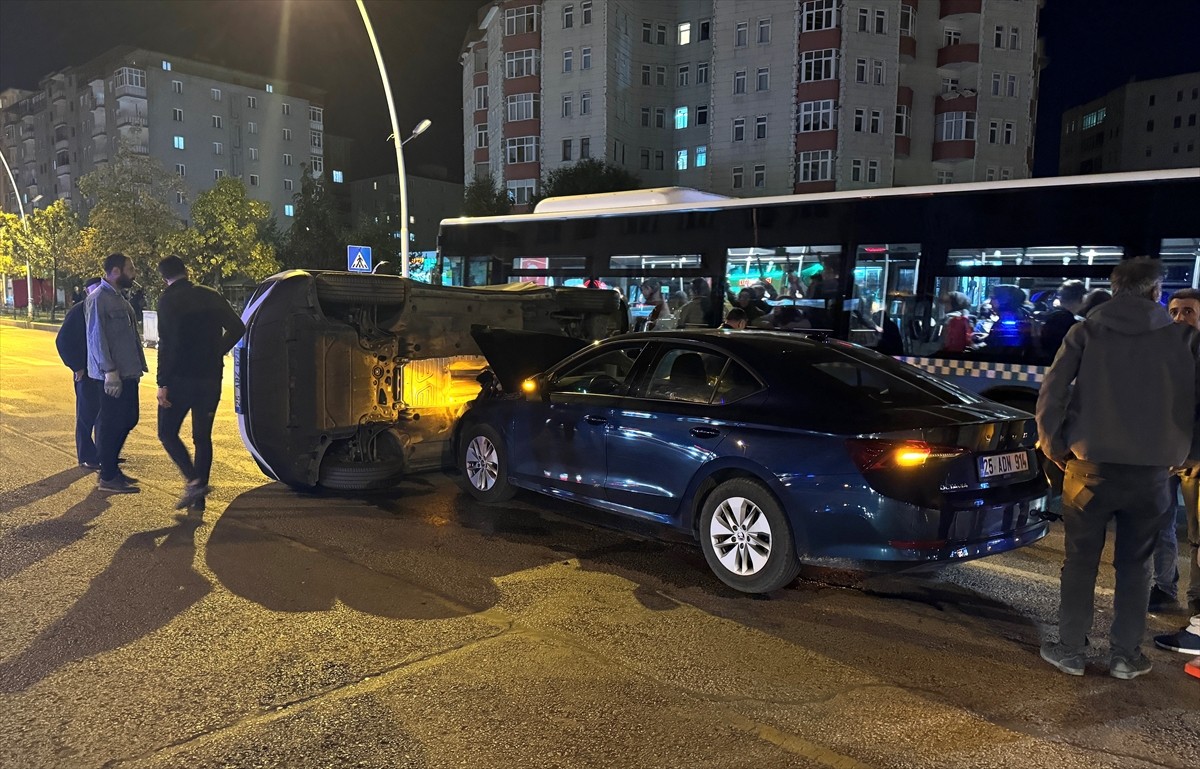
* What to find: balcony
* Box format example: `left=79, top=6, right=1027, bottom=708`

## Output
left=937, top=43, right=980, bottom=69
left=114, top=82, right=146, bottom=99
left=116, top=111, right=148, bottom=128
left=129, top=143, right=149, bottom=155
left=899, top=35, right=916, bottom=61
left=935, top=93, right=978, bottom=114
left=895, top=136, right=912, bottom=159
left=940, top=0, right=981, bottom=19
left=92, top=115, right=107, bottom=137
left=932, top=140, right=975, bottom=162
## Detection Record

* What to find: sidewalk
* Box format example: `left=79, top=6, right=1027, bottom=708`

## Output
left=0, top=316, right=62, bottom=333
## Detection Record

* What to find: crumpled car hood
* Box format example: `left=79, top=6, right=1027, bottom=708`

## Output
left=470, top=326, right=588, bottom=393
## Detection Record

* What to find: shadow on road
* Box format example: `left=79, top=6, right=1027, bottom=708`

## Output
left=0, top=519, right=210, bottom=693
left=0, top=464, right=92, bottom=515
left=0, top=490, right=111, bottom=579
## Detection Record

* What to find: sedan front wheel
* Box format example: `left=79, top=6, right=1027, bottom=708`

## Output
left=460, top=424, right=516, bottom=503
left=699, top=478, right=800, bottom=593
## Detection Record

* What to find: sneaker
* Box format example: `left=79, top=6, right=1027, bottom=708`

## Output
left=1148, top=586, right=1179, bottom=612
left=1154, top=628, right=1200, bottom=655
left=97, top=477, right=140, bottom=494
left=79, top=461, right=100, bottom=470
left=117, top=470, right=139, bottom=485
left=174, top=482, right=210, bottom=510
left=190, top=496, right=206, bottom=513
left=1186, top=657, right=1200, bottom=680
left=1040, top=641, right=1085, bottom=676
left=1110, top=653, right=1153, bottom=680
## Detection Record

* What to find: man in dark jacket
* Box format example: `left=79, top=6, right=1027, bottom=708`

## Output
left=155, top=255, right=245, bottom=512
left=56, top=276, right=103, bottom=468
left=1039, top=279, right=1086, bottom=360
left=1036, top=257, right=1200, bottom=680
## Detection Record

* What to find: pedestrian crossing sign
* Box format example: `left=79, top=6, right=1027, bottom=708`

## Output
left=347, top=245, right=373, bottom=273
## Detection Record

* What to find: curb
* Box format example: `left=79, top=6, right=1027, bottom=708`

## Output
left=0, top=317, right=62, bottom=332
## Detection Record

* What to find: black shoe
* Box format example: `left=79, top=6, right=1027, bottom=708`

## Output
left=79, top=461, right=100, bottom=470
left=117, top=470, right=139, bottom=485
left=98, top=477, right=140, bottom=494
left=1154, top=628, right=1200, bottom=655
left=175, top=482, right=210, bottom=510
left=1148, top=586, right=1179, bottom=612
left=190, top=496, right=206, bottom=513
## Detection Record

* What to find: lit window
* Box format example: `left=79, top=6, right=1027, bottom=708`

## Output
left=676, top=149, right=688, bottom=170
left=162, top=60, right=172, bottom=71
left=678, top=22, right=691, bottom=45
left=332, top=170, right=344, bottom=183
left=284, top=204, right=294, bottom=217
left=266, top=84, right=274, bottom=93
left=674, top=107, right=688, bottom=129
left=695, top=145, right=707, bottom=167
left=173, top=135, right=185, bottom=150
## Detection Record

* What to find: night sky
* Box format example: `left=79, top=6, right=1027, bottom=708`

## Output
left=1, top=0, right=1196, bottom=181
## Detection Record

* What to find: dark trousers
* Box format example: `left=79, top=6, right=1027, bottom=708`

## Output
left=74, top=376, right=101, bottom=465
left=158, top=378, right=221, bottom=486
left=1180, top=472, right=1200, bottom=614
left=96, top=379, right=140, bottom=482
left=1058, top=460, right=1172, bottom=658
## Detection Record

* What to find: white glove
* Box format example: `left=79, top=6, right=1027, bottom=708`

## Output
left=104, top=371, right=123, bottom=398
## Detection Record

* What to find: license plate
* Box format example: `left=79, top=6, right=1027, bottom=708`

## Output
left=233, top=347, right=243, bottom=414
left=978, top=450, right=1029, bottom=479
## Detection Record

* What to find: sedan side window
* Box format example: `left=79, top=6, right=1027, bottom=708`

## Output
left=553, top=344, right=646, bottom=394
left=712, top=359, right=762, bottom=404
left=644, top=348, right=723, bottom=404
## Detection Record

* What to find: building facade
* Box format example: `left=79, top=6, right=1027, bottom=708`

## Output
left=0, top=47, right=345, bottom=226
left=1058, top=71, right=1200, bottom=176
left=462, top=0, right=1042, bottom=208
left=350, top=174, right=466, bottom=254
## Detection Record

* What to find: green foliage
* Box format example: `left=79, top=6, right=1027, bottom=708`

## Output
left=462, top=173, right=512, bottom=217
left=76, top=142, right=186, bottom=278
left=0, top=211, right=19, bottom=276
left=539, top=159, right=641, bottom=200
left=163, top=178, right=279, bottom=286
left=278, top=167, right=344, bottom=271
left=16, top=199, right=81, bottom=278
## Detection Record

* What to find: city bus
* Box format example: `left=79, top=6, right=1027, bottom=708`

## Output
left=436, top=169, right=1199, bottom=410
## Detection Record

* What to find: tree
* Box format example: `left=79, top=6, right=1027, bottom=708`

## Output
left=344, top=215, right=401, bottom=274
left=462, top=173, right=512, bottom=217
left=12, top=200, right=81, bottom=316
left=539, top=159, right=641, bottom=200
left=164, top=178, right=279, bottom=286
left=278, top=166, right=343, bottom=271
left=76, top=142, right=186, bottom=278
left=0, top=211, right=20, bottom=307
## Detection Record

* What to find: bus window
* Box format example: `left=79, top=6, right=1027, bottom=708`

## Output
left=850, top=244, right=920, bottom=354
left=1161, top=238, right=1200, bottom=291
left=726, top=246, right=844, bottom=331
left=441, top=256, right=492, bottom=287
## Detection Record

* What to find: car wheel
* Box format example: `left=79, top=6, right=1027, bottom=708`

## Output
left=460, top=424, right=516, bottom=503
left=699, top=479, right=800, bottom=593
left=318, top=456, right=406, bottom=492
left=314, top=273, right=407, bottom=305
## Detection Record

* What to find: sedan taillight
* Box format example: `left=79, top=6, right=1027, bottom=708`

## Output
left=846, top=439, right=967, bottom=472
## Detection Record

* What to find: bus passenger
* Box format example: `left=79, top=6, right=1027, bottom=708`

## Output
left=720, top=307, right=748, bottom=330
left=639, top=279, right=667, bottom=331
left=939, top=292, right=975, bottom=353
left=675, top=278, right=713, bottom=327
left=978, top=285, right=1030, bottom=350
left=734, top=288, right=767, bottom=326
left=1079, top=288, right=1112, bottom=317
left=1040, top=280, right=1087, bottom=359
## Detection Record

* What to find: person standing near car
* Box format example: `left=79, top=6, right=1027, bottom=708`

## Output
left=1036, top=257, right=1200, bottom=680
left=86, top=252, right=148, bottom=494
left=56, top=276, right=103, bottom=469
left=155, top=255, right=245, bottom=512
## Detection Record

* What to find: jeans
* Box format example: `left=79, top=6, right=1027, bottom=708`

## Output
left=1058, top=459, right=1172, bottom=658
left=1151, top=473, right=1200, bottom=611
left=158, top=378, right=221, bottom=487
left=74, top=376, right=101, bottom=465
left=1181, top=472, right=1200, bottom=614
left=96, top=378, right=140, bottom=482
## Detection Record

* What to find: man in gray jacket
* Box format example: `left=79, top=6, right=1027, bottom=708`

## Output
left=1036, top=257, right=1200, bottom=680
left=85, top=252, right=148, bottom=493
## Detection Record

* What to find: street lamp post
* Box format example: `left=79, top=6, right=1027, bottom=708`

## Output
left=355, top=0, right=430, bottom=278
left=0, top=148, right=37, bottom=320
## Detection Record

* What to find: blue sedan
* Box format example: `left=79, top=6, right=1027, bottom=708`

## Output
left=457, top=330, right=1050, bottom=593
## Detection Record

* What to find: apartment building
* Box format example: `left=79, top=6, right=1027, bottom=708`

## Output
left=1059, top=71, right=1200, bottom=176
left=0, top=46, right=344, bottom=226
left=350, top=173, right=465, bottom=253
left=462, top=0, right=1042, bottom=208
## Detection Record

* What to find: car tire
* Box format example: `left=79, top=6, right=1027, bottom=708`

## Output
left=460, top=424, right=516, bottom=503
left=314, top=273, right=407, bottom=306
left=318, top=456, right=406, bottom=491
left=699, top=478, right=800, bottom=594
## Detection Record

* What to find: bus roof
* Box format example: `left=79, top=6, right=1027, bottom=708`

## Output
left=442, top=168, right=1199, bottom=229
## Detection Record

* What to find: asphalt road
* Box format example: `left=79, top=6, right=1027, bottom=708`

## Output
left=0, top=324, right=1197, bottom=769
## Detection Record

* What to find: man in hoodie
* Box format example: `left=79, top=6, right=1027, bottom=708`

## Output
left=55, top=276, right=103, bottom=468
left=1036, top=257, right=1200, bottom=680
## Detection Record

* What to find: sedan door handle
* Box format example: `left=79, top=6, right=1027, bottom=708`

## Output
left=584, top=415, right=608, bottom=426
left=690, top=426, right=721, bottom=439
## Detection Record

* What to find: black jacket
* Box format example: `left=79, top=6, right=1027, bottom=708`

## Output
left=55, top=301, right=88, bottom=372
left=156, top=279, right=246, bottom=387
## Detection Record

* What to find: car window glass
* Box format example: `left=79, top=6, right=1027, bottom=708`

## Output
left=644, top=348, right=722, bottom=404
left=713, top=360, right=762, bottom=405
left=553, top=344, right=646, bottom=394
